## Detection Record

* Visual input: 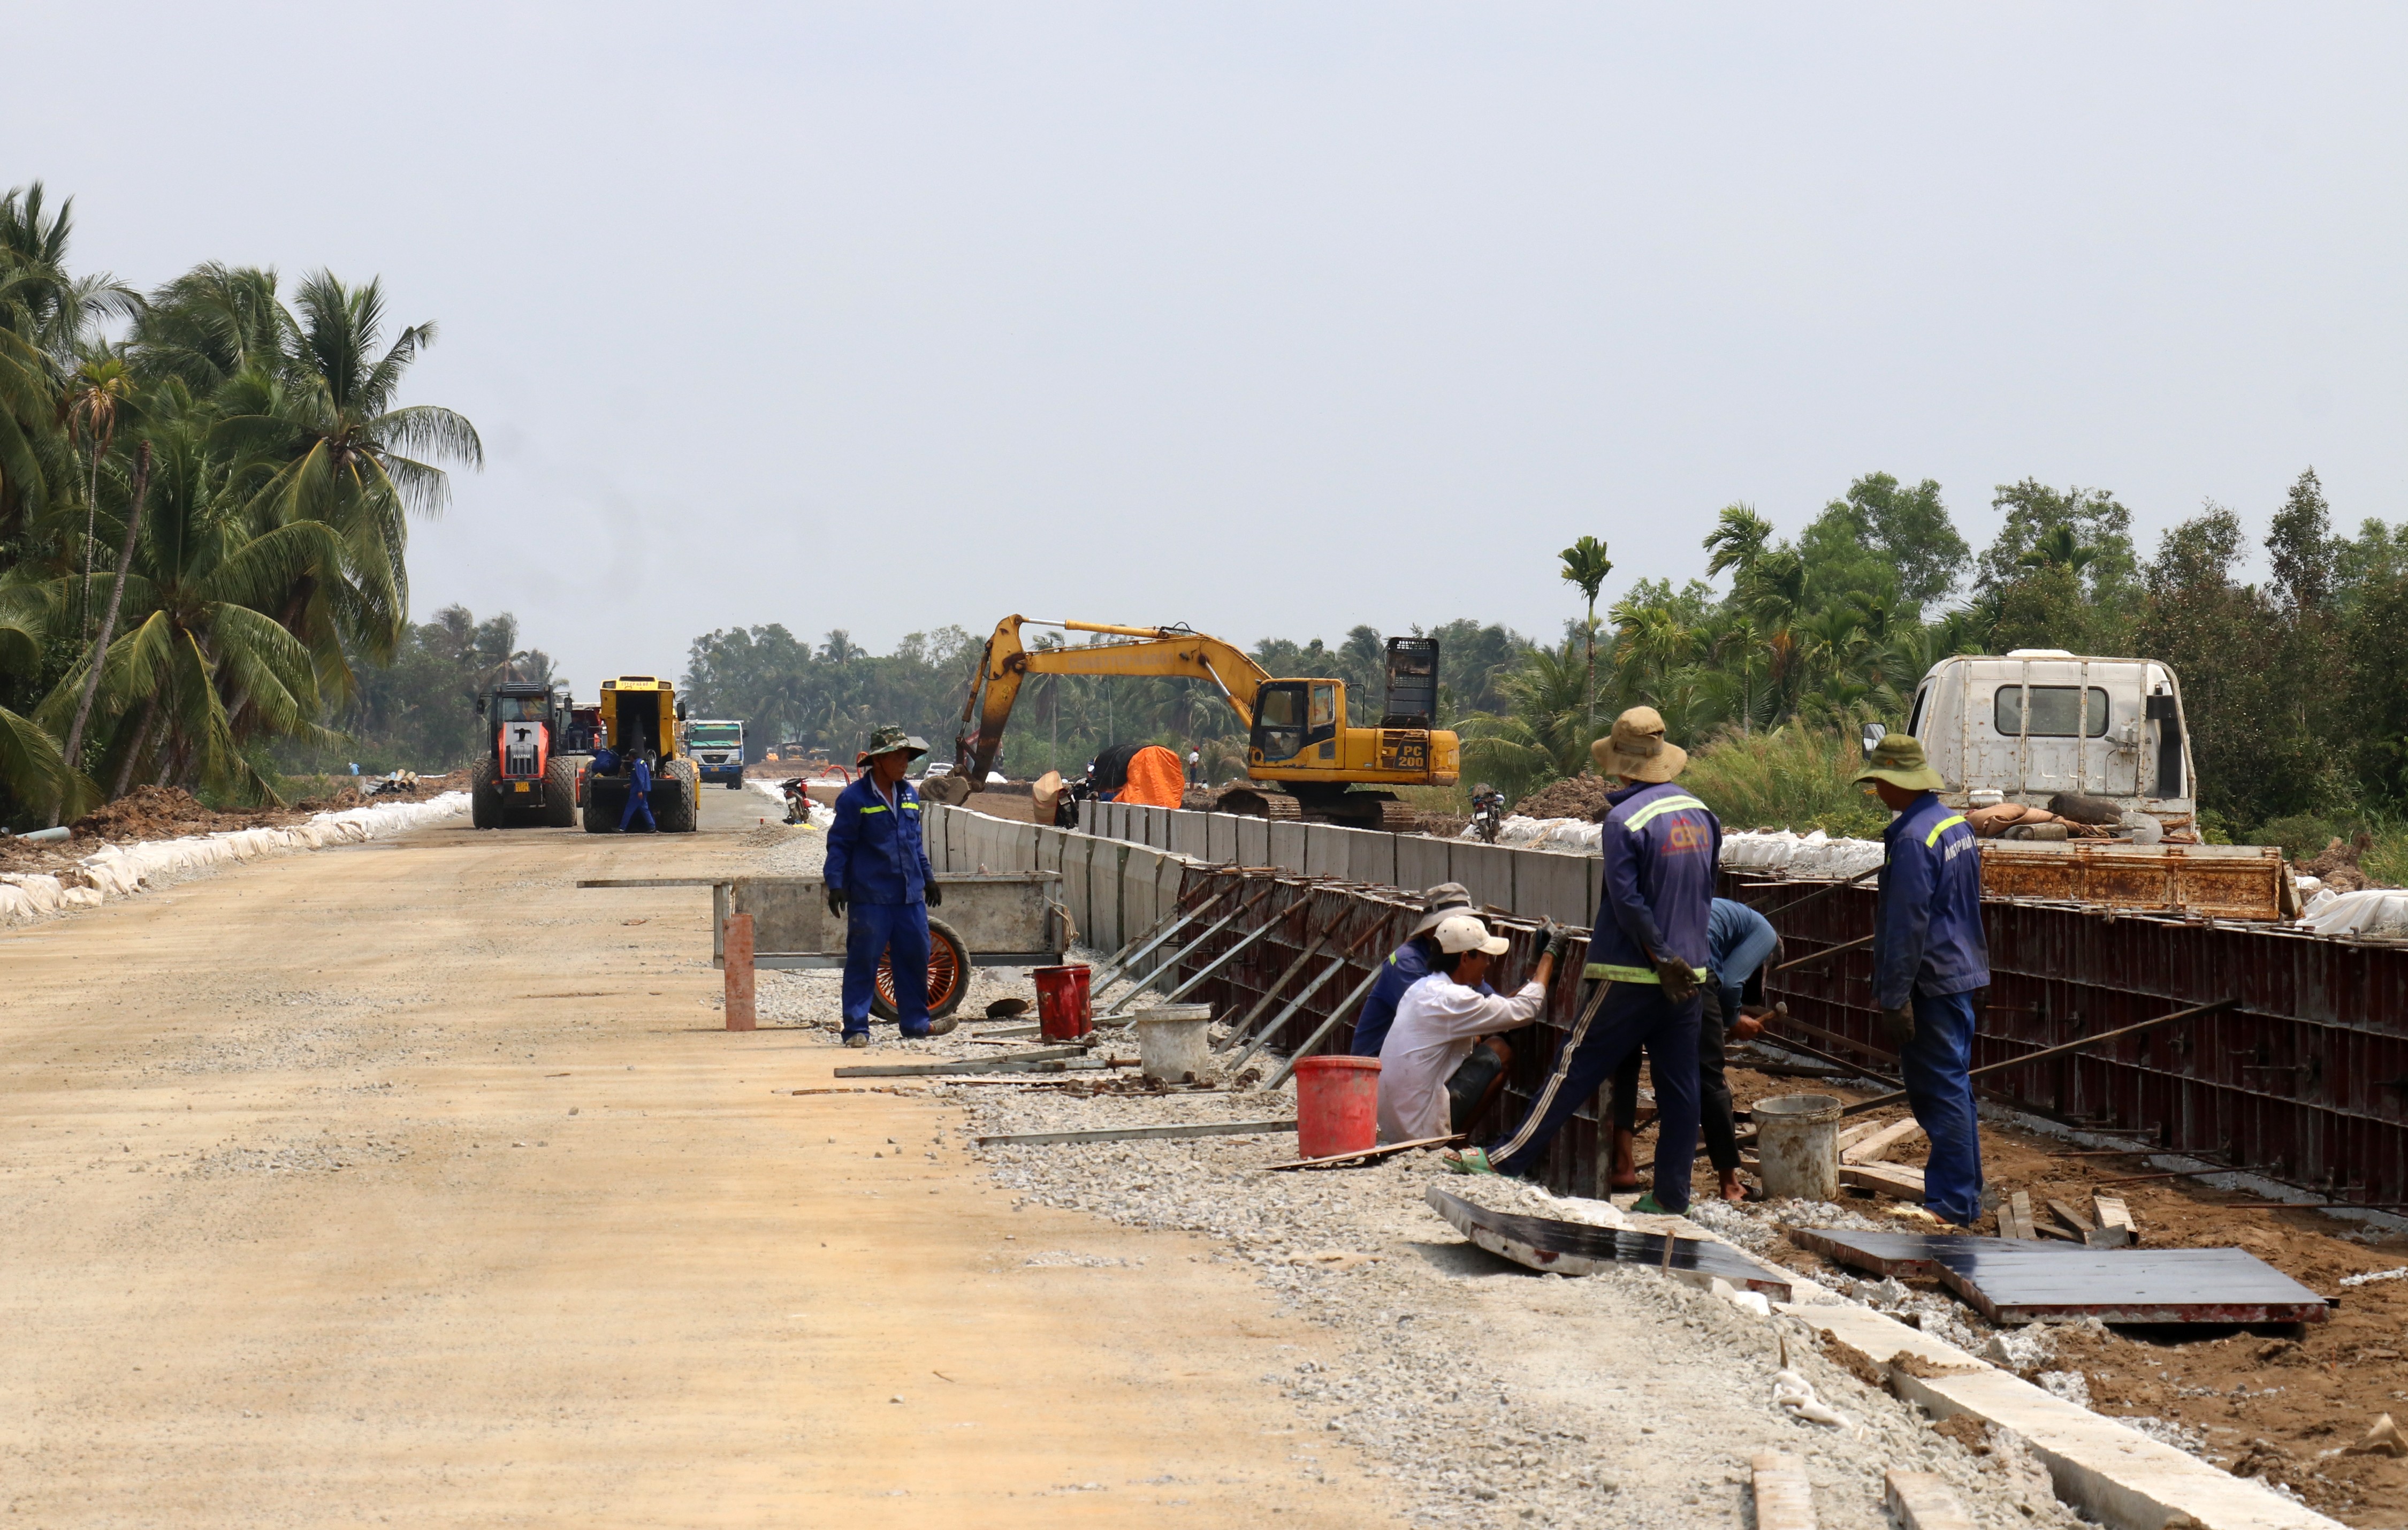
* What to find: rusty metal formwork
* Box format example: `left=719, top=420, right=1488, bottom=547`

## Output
left=1174, top=864, right=1607, bottom=1197
left=1744, top=875, right=2408, bottom=1210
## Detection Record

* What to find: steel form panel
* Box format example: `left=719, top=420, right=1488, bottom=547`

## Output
left=1732, top=872, right=2408, bottom=1208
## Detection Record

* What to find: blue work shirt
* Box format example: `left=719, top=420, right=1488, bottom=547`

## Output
left=1706, top=897, right=1779, bottom=1023
left=628, top=756, right=652, bottom=794
left=1350, top=939, right=1492, bottom=1057
left=1872, top=791, right=1990, bottom=1009
left=1587, top=781, right=1721, bottom=984
left=825, top=774, right=933, bottom=906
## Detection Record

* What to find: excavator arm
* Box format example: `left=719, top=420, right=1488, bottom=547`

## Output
left=946, top=616, right=1271, bottom=786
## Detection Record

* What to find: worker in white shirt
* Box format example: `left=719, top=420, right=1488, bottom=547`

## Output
left=1375, top=915, right=1567, bottom=1145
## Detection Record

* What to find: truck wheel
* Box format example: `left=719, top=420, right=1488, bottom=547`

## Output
left=727, top=776, right=744, bottom=789
left=659, top=759, right=702, bottom=832
left=870, top=916, right=970, bottom=1023
left=543, top=754, right=579, bottom=827
left=470, top=759, right=502, bottom=829
left=582, top=778, right=618, bottom=833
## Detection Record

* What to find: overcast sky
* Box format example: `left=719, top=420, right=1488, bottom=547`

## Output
left=10, top=4, right=2405, bottom=687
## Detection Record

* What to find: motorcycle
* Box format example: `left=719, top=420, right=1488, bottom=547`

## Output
left=1470, top=783, right=1507, bottom=844
left=780, top=779, right=812, bottom=825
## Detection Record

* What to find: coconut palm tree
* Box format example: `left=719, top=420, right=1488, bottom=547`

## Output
left=1460, top=640, right=1595, bottom=803
left=1558, top=535, right=1613, bottom=732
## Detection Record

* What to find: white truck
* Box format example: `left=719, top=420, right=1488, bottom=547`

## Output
left=682, top=719, right=747, bottom=789
left=1902, top=650, right=2196, bottom=841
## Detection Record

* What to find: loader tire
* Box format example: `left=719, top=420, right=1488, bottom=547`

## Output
left=658, top=758, right=702, bottom=833
left=582, top=774, right=618, bottom=834
left=543, top=753, right=580, bottom=827
left=869, top=915, right=970, bottom=1024
left=470, top=759, right=503, bottom=829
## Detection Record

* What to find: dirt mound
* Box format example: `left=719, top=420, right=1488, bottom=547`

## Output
left=70, top=786, right=302, bottom=843
left=2302, top=832, right=2380, bottom=893
left=1512, top=772, right=1611, bottom=822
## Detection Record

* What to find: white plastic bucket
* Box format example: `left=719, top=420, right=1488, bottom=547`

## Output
left=1133, top=1004, right=1214, bottom=1084
left=1753, top=1092, right=1843, bottom=1201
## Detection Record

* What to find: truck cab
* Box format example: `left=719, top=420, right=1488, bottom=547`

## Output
left=1906, top=651, right=2196, bottom=837
left=684, top=719, right=746, bottom=788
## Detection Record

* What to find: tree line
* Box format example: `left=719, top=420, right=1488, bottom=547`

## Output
left=0, top=182, right=484, bottom=823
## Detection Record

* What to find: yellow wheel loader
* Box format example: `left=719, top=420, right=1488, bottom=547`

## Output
left=927, top=616, right=1459, bottom=829
left=579, top=676, right=702, bottom=833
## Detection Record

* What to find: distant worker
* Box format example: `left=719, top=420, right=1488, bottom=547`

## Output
left=1453, top=707, right=1720, bottom=1216
left=1606, top=896, right=1779, bottom=1204
left=1349, top=882, right=1481, bottom=1058
left=1187, top=747, right=1201, bottom=777
left=619, top=748, right=657, bottom=833
left=1854, top=733, right=1990, bottom=1225
left=825, top=726, right=949, bottom=1048
left=1376, top=916, right=1566, bottom=1144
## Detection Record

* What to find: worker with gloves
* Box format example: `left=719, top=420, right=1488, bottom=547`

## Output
left=1376, top=915, right=1564, bottom=1144
left=619, top=748, right=657, bottom=833
left=1349, top=882, right=1482, bottom=1058
left=824, top=726, right=950, bottom=1047
left=1454, top=707, right=1720, bottom=1215
left=1606, top=896, right=1779, bottom=1204
left=1855, top=732, right=1990, bottom=1224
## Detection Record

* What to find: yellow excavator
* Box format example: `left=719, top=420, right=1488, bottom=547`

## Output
left=922, top=616, right=1459, bottom=829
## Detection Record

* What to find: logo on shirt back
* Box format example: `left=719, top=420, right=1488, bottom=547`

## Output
left=1665, top=818, right=1711, bottom=854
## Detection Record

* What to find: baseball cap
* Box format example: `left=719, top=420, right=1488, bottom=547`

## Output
left=1431, top=912, right=1511, bottom=957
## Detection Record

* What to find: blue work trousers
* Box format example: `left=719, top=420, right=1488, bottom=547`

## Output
left=619, top=785, right=656, bottom=832
left=1901, top=988, right=1984, bottom=1225
left=841, top=901, right=931, bottom=1037
left=1486, top=981, right=1701, bottom=1211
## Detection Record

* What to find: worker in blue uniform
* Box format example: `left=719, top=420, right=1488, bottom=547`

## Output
left=1453, top=707, right=1721, bottom=1215
left=1348, top=882, right=1479, bottom=1058
left=619, top=749, right=657, bottom=833
left=1855, top=731, right=1991, bottom=1225
left=825, top=726, right=949, bottom=1048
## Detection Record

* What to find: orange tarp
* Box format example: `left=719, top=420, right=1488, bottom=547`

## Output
left=1119, top=745, right=1186, bottom=808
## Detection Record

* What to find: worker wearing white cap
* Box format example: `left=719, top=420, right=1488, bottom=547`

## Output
left=1375, top=914, right=1565, bottom=1145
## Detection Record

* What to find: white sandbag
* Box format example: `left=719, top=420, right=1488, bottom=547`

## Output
left=2303, top=888, right=2408, bottom=940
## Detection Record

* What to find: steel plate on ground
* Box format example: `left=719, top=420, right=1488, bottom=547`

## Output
left=1425, top=1186, right=1794, bottom=1300
left=1792, top=1228, right=2329, bottom=1324
left=1788, top=1227, right=2079, bottom=1278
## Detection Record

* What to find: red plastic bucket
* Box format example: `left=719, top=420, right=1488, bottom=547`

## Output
left=1292, top=1055, right=1381, bottom=1160
left=1033, top=964, right=1092, bottom=1040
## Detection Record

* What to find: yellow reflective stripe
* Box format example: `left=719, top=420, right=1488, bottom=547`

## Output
left=1583, top=961, right=1706, bottom=984
left=901, top=802, right=920, bottom=812
left=1924, top=813, right=1968, bottom=847
left=1622, top=794, right=1709, bottom=832
left=858, top=804, right=889, bottom=815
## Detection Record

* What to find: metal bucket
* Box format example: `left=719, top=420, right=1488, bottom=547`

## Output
left=1753, top=1092, right=1843, bottom=1201
left=1133, top=1003, right=1214, bottom=1084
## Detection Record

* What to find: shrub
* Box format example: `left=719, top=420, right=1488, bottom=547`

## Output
left=1683, top=727, right=1891, bottom=840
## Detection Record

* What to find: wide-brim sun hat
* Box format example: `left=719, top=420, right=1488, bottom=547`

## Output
left=1407, top=881, right=1475, bottom=938
left=1431, top=912, right=1511, bottom=957
left=1851, top=732, right=1947, bottom=793
left=856, top=725, right=929, bottom=765
left=1591, top=705, right=1688, bottom=783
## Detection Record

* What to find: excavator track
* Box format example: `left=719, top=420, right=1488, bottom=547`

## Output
left=1210, top=787, right=1303, bottom=820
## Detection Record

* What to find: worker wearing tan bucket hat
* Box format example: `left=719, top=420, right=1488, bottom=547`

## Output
left=1853, top=729, right=1989, bottom=1224
left=1456, top=707, right=1721, bottom=1213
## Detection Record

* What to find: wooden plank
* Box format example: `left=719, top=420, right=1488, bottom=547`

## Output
left=1999, top=1190, right=2038, bottom=1241
left=1840, top=1161, right=1926, bottom=1200
left=1260, top=1133, right=1461, bottom=1172
left=1751, top=1452, right=1817, bottom=1530
left=974, top=1118, right=1294, bottom=1147
left=2092, top=1195, right=2136, bottom=1238
left=1884, top=1470, right=1976, bottom=1530
left=1843, top=1117, right=1926, bottom=1165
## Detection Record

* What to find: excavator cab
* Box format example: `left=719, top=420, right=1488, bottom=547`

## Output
left=1248, top=681, right=1342, bottom=765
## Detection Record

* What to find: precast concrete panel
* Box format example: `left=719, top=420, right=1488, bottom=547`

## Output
left=1347, top=827, right=1399, bottom=889
left=1084, top=838, right=1119, bottom=952
left=1268, top=821, right=1309, bottom=872
left=1236, top=817, right=1271, bottom=866
left=1303, top=824, right=1352, bottom=879
left=1395, top=834, right=1452, bottom=897
left=1520, top=851, right=1595, bottom=927
left=1171, top=811, right=1209, bottom=859
left=1206, top=812, right=1237, bottom=864
left=1449, top=842, right=1517, bottom=913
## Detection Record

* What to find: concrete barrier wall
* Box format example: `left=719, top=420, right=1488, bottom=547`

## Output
left=925, top=802, right=1199, bottom=977
left=1056, top=802, right=1602, bottom=927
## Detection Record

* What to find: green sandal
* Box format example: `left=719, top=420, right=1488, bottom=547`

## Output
left=1629, top=1192, right=1677, bottom=1216
left=1442, top=1147, right=1499, bottom=1175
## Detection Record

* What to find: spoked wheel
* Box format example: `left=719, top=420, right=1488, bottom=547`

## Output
left=869, top=915, right=970, bottom=1022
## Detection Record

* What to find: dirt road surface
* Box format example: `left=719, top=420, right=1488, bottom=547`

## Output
left=0, top=784, right=1397, bottom=1526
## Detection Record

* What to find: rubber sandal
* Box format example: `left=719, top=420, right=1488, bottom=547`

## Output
left=926, top=1014, right=959, bottom=1037
left=843, top=1033, right=870, bottom=1049
left=1441, top=1147, right=1499, bottom=1176
left=1630, top=1193, right=1679, bottom=1216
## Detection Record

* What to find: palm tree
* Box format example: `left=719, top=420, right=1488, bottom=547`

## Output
left=59, top=351, right=139, bottom=639
left=2018, top=524, right=2099, bottom=577
left=216, top=271, right=481, bottom=667
left=1460, top=640, right=1595, bottom=802
left=1702, top=503, right=1772, bottom=583
left=1558, top=535, right=1613, bottom=733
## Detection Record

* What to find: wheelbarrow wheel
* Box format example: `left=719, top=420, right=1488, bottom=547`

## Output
left=870, top=914, right=969, bottom=1022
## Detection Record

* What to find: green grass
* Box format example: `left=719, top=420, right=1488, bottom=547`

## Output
left=1682, top=727, right=1891, bottom=839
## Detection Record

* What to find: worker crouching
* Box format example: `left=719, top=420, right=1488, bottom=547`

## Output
left=825, top=726, right=951, bottom=1047
left=1374, top=915, right=1564, bottom=1145
left=1854, top=733, right=1991, bottom=1225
